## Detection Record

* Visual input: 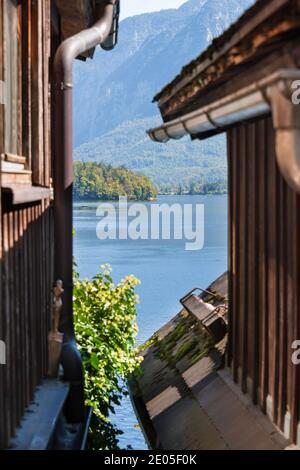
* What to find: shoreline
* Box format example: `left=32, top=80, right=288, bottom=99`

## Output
left=73, top=193, right=228, bottom=205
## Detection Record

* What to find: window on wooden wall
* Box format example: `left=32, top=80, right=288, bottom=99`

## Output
left=30, top=0, right=51, bottom=187
left=2, top=0, right=28, bottom=182
left=1, top=0, right=51, bottom=188
left=3, top=0, right=19, bottom=156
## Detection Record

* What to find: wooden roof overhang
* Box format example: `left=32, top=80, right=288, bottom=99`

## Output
left=55, top=0, right=96, bottom=58
left=153, top=0, right=300, bottom=121
left=148, top=0, right=300, bottom=194
left=55, top=0, right=95, bottom=38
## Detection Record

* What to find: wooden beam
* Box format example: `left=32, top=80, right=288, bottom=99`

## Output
left=1, top=184, right=51, bottom=205
left=2, top=152, right=26, bottom=164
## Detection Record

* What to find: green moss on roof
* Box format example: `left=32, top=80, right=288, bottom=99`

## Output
left=153, top=310, right=213, bottom=370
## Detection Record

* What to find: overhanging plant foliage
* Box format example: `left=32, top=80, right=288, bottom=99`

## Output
left=73, top=263, right=142, bottom=449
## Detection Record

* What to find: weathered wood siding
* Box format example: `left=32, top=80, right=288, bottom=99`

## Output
left=227, top=115, right=300, bottom=442
left=0, top=0, right=54, bottom=449
left=0, top=1, right=4, bottom=155
left=0, top=200, right=54, bottom=449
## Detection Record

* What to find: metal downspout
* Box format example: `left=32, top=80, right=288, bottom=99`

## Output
left=53, top=1, right=116, bottom=423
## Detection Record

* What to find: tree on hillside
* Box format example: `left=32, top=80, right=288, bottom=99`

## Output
left=74, top=161, right=157, bottom=201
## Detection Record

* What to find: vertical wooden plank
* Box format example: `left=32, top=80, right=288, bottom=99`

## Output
left=8, top=211, right=17, bottom=435
left=0, top=0, right=5, bottom=450
left=46, top=203, right=51, bottom=374
left=266, top=118, right=279, bottom=422
left=277, top=169, right=287, bottom=429
left=17, top=3, right=22, bottom=156
left=47, top=201, right=53, bottom=372
left=36, top=203, right=43, bottom=381
left=2, top=212, right=11, bottom=447
left=42, top=0, right=51, bottom=187
left=237, top=124, right=248, bottom=392
left=42, top=200, right=50, bottom=376
left=6, top=211, right=18, bottom=436
left=257, top=118, right=268, bottom=412
left=31, top=205, right=38, bottom=387
left=13, top=208, right=22, bottom=425
left=232, top=129, right=239, bottom=381
left=26, top=205, right=35, bottom=398
left=0, top=0, right=4, bottom=154
left=286, top=185, right=296, bottom=438
left=42, top=201, right=47, bottom=375
left=295, top=197, right=300, bottom=440
left=21, top=0, right=31, bottom=164
left=31, top=0, right=44, bottom=185
left=246, top=122, right=258, bottom=401
left=227, top=128, right=239, bottom=380
left=253, top=122, right=260, bottom=404
left=20, top=206, right=30, bottom=407
left=226, top=131, right=232, bottom=369
left=17, top=207, right=26, bottom=413
left=290, top=192, right=300, bottom=441
left=19, top=209, right=24, bottom=422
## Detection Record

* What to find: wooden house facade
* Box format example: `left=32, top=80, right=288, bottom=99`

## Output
left=148, top=0, right=300, bottom=447
left=0, top=0, right=119, bottom=450
left=0, top=0, right=54, bottom=449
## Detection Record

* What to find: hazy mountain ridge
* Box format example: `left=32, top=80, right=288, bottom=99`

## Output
left=74, top=116, right=227, bottom=191
left=73, top=6, right=193, bottom=144
left=74, top=0, right=254, bottom=145
left=74, top=0, right=255, bottom=189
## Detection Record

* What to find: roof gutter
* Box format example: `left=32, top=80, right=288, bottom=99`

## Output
left=53, top=0, right=117, bottom=424
left=147, top=69, right=300, bottom=193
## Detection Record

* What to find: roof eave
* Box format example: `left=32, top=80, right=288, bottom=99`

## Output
left=154, top=0, right=299, bottom=115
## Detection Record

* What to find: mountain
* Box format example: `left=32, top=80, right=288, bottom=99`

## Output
left=74, top=116, right=227, bottom=192
left=73, top=0, right=255, bottom=188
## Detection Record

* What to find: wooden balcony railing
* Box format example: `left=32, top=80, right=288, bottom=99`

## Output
left=0, top=198, right=54, bottom=449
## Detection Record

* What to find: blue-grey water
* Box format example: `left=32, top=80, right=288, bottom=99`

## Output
left=73, top=195, right=228, bottom=449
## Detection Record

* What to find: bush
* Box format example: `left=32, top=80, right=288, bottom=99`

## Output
left=73, top=264, right=142, bottom=449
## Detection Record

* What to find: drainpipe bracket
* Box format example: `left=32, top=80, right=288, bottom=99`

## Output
left=0, top=80, right=6, bottom=105
left=205, top=112, right=223, bottom=130
left=60, top=82, right=73, bottom=91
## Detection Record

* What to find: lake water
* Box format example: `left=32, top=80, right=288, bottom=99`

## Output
left=73, top=194, right=228, bottom=449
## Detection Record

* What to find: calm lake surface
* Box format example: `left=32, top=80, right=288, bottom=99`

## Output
left=73, top=195, right=228, bottom=449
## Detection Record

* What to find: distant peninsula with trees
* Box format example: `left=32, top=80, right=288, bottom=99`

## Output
left=74, top=161, right=227, bottom=202
left=74, top=161, right=158, bottom=201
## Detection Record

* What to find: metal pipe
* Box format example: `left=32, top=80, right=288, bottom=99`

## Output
left=53, top=0, right=116, bottom=423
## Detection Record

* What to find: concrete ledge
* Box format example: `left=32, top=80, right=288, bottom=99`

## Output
left=9, top=379, right=70, bottom=450
left=218, top=369, right=292, bottom=449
